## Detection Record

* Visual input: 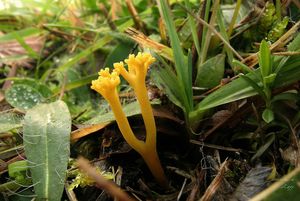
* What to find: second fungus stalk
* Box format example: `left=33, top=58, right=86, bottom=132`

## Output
left=91, top=52, right=168, bottom=187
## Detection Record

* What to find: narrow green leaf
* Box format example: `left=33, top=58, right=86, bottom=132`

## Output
left=156, top=0, right=186, bottom=78
left=151, top=66, right=183, bottom=110
left=57, top=35, right=112, bottom=71
left=226, top=0, right=242, bottom=37
left=184, top=0, right=201, bottom=56
left=251, top=167, right=300, bottom=201
left=200, top=0, right=219, bottom=64
left=273, top=33, right=300, bottom=74
left=216, top=8, right=234, bottom=68
left=193, top=70, right=261, bottom=112
left=287, top=32, right=300, bottom=51
left=232, top=59, right=256, bottom=74
left=24, top=100, right=71, bottom=201
left=0, top=28, right=42, bottom=43
left=240, top=75, right=266, bottom=100
left=274, top=56, right=300, bottom=87
left=86, top=101, right=142, bottom=125
left=251, top=134, right=275, bottom=161
left=156, top=0, right=192, bottom=112
left=274, top=56, right=290, bottom=74
left=259, top=40, right=271, bottom=78
left=187, top=50, right=194, bottom=109
left=193, top=50, right=300, bottom=113
left=200, top=0, right=212, bottom=64
left=263, top=73, right=277, bottom=85
left=271, top=91, right=299, bottom=103
left=53, top=74, right=98, bottom=94
left=103, top=41, right=134, bottom=68
left=12, top=32, right=39, bottom=59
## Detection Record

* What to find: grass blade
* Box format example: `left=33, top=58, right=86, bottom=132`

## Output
left=156, top=0, right=192, bottom=112
left=57, top=35, right=112, bottom=71
left=184, top=0, right=201, bottom=56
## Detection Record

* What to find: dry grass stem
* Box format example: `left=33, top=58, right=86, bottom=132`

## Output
left=76, top=157, right=135, bottom=201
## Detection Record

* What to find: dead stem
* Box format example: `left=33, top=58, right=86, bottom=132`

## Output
left=76, top=157, right=135, bottom=201
left=199, top=160, right=229, bottom=201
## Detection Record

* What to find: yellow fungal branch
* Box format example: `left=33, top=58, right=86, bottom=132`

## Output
left=91, top=68, right=144, bottom=153
left=91, top=68, right=120, bottom=100
left=91, top=53, right=168, bottom=187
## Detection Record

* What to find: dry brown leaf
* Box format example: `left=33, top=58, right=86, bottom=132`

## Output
left=71, top=123, right=111, bottom=141
left=0, top=35, right=45, bottom=67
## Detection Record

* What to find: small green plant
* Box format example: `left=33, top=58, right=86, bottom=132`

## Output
left=237, top=40, right=276, bottom=123
left=68, top=166, right=114, bottom=191
left=0, top=161, right=31, bottom=192
left=8, top=160, right=30, bottom=185
left=153, top=0, right=240, bottom=131
left=243, top=2, right=289, bottom=44
left=193, top=32, right=300, bottom=120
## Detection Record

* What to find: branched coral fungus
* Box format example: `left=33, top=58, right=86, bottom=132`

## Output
left=91, top=52, right=168, bottom=187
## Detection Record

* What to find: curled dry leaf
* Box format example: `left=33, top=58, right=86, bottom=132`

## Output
left=125, top=27, right=173, bottom=61
left=279, top=140, right=300, bottom=166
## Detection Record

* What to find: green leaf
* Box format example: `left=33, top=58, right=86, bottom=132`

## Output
left=23, top=100, right=71, bottom=201
left=103, top=41, right=134, bottom=68
left=287, top=32, right=300, bottom=51
left=251, top=166, right=300, bottom=201
left=264, top=73, right=276, bottom=85
left=0, top=112, right=23, bottom=133
left=271, top=33, right=300, bottom=75
left=195, top=54, right=225, bottom=88
left=8, top=160, right=30, bottom=185
left=271, top=91, right=299, bottom=103
left=10, top=78, right=52, bottom=98
left=0, top=27, right=42, bottom=43
left=216, top=8, right=234, bottom=68
left=187, top=50, right=193, bottom=108
left=12, top=31, right=39, bottom=59
left=53, top=74, right=97, bottom=95
left=184, top=0, right=201, bottom=56
left=4, top=79, right=52, bottom=111
left=274, top=55, right=300, bottom=87
left=232, top=59, right=256, bottom=74
left=156, top=0, right=192, bottom=112
left=192, top=52, right=300, bottom=113
left=5, top=84, right=45, bottom=110
left=262, top=108, right=274, bottom=123
left=251, top=133, right=275, bottom=161
left=84, top=0, right=98, bottom=10
left=199, top=0, right=217, bottom=64
left=151, top=66, right=183, bottom=110
left=193, top=71, right=260, bottom=111
left=259, top=40, right=271, bottom=78
left=57, top=35, right=112, bottom=72
left=240, top=75, right=266, bottom=100
left=86, top=101, right=142, bottom=124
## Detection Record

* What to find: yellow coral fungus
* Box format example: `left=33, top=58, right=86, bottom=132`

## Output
left=91, top=53, right=168, bottom=187
left=91, top=68, right=120, bottom=100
